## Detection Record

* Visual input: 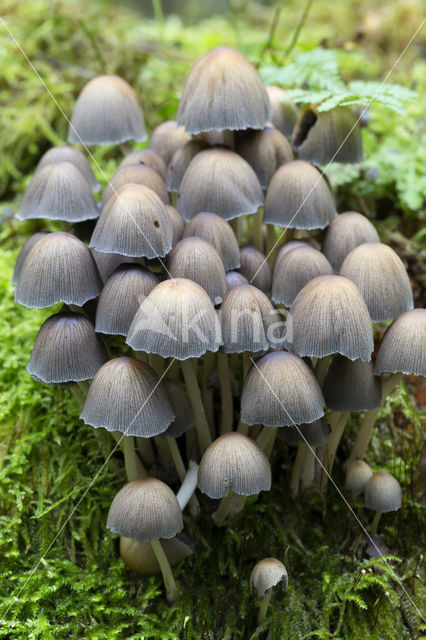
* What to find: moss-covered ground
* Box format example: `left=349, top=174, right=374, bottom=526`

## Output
left=0, top=1, right=425, bottom=637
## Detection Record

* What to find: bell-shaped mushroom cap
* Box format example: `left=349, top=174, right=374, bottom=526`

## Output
left=177, top=148, right=264, bottom=222
left=90, top=184, right=173, bottom=258
left=219, top=284, right=282, bottom=353
left=272, top=245, right=334, bottom=307
left=322, top=211, right=380, bottom=272
left=127, top=278, right=223, bottom=359
left=277, top=418, right=330, bottom=447
left=101, top=164, right=169, bottom=207
left=166, top=139, right=209, bottom=192
left=250, top=558, right=288, bottom=597
left=239, top=245, right=272, bottom=293
left=264, top=160, right=337, bottom=230
left=364, top=470, right=402, bottom=513
left=273, top=240, right=310, bottom=270
left=147, top=120, right=190, bottom=166
left=241, top=351, right=325, bottom=427
left=226, top=271, right=248, bottom=289
left=91, top=250, right=135, bottom=284
left=292, top=106, right=363, bottom=165
left=15, top=232, right=102, bottom=309
left=166, top=206, right=186, bottom=247
left=27, top=312, right=108, bottom=383
left=198, top=432, right=271, bottom=498
left=235, top=127, right=293, bottom=189
left=183, top=212, right=240, bottom=271
left=68, top=74, right=146, bottom=145
left=35, top=146, right=100, bottom=192
left=284, top=275, right=374, bottom=362
left=17, top=162, right=99, bottom=222
left=340, top=243, right=413, bottom=322
left=80, top=357, right=174, bottom=438
left=95, top=264, right=159, bottom=336
left=161, top=379, right=193, bottom=438
left=119, top=149, right=167, bottom=180
left=167, top=237, right=227, bottom=303
left=120, top=534, right=194, bottom=575
left=345, top=460, right=373, bottom=495
left=374, top=309, right=426, bottom=377
left=107, top=477, right=183, bottom=542
left=177, top=46, right=271, bottom=134
left=322, top=356, right=381, bottom=411
left=12, top=232, right=49, bottom=285
left=266, top=86, right=299, bottom=138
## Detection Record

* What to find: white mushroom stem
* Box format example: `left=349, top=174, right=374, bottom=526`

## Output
left=202, top=351, right=215, bottom=432
left=218, top=352, right=234, bottom=434
left=212, top=490, right=235, bottom=526
left=346, top=373, right=403, bottom=468
left=257, top=589, right=273, bottom=624
left=319, top=411, right=350, bottom=490
left=150, top=539, right=178, bottom=603
left=370, top=511, right=382, bottom=535
left=181, top=358, right=213, bottom=453
left=121, top=436, right=147, bottom=481
left=175, top=460, right=199, bottom=512
left=314, top=356, right=330, bottom=387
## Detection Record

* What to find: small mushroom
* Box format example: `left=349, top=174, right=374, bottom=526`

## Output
left=250, top=557, right=288, bottom=624
left=147, top=120, right=190, bottom=166
left=166, top=139, right=209, bottom=192
left=322, top=211, right=379, bottom=272
left=119, top=149, right=167, bottom=180
left=183, top=212, right=240, bottom=271
left=239, top=245, right=272, bottom=294
left=101, top=164, right=169, bottom=207
left=226, top=271, right=248, bottom=289
left=345, top=460, right=373, bottom=495
left=265, top=86, right=299, bottom=137
left=235, top=126, right=293, bottom=189
left=364, top=470, right=402, bottom=534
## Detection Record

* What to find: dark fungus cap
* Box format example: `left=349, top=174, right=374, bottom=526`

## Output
left=374, top=308, right=426, bottom=377
left=235, top=126, right=293, bottom=189
left=322, top=211, right=380, bottom=272
left=226, top=271, right=249, bottom=289
left=322, top=355, right=381, bottom=411
left=91, top=249, right=135, bottom=285
left=239, top=245, right=272, bottom=294
left=102, top=164, right=169, bottom=207
left=277, top=418, right=330, bottom=447
left=183, top=211, right=240, bottom=271
left=166, top=139, right=209, bottom=192
left=266, top=86, right=299, bottom=138
left=161, top=379, right=194, bottom=438
left=147, top=120, right=190, bottom=166
left=12, top=232, right=49, bottom=286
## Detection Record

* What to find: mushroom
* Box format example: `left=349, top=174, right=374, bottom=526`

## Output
left=12, top=232, right=49, bottom=286
left=322, top=211, right=380, bottom=272
left=147, top=120, right=190, bottom=166
left=166, top=139, right=209, bottom=193
left=265, top=85, right=299, bottom=137
left=239, top=245, right=272, bottom=294
left=107, top=477, right=183, bottom=601
left=35, top=145, right=100, bottom=192
left=364, top=470, right=402, bottom=534
left=323, top=356, right=381, bottom=412
left=91, top=249, right=135, bottom=284
left=119, top=149, right=167, bottom=180
left=345, top=460, right=373, bottom=495
left=250, top=557, right=288, bottom=624
left=101, top=164, right=169, bottom=207
left=226, top=271, right=249, bottom=289
left=235, top=126, right=293, bottom=189
left=68, top=74, right=146, bottom=145
left=183, top=212, right=240, bottom=271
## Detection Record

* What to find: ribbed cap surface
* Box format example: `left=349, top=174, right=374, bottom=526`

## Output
left=102, top=164, right=169, bottom=206
left=147, top=121, right=190, bottom=166
left=184, top=212, right=240, bottom=271
left=239, top=245, right=272, bottom=294
left=12, top=232, right=48, bottom=286
left=250, top=558, right=288, bottom=597
left=91, top=250, right=135, bottom=284
left=322, top=211, right=380, bottom=272
left=226, top=271, right=248, bottom=289
left=272, top=245, right=333, bottom=306
left=235, top=126, right=293, bottom=189
left=323, top=355, right=381, bottom=411
left=161, top=379, right=193, bottom=438
left=119, top=149, right=167, bottom=180
left=166, top=206, right=186, bottom=247
left=345, top=460, right=373, bottom=495
left=374, top=309, right=426, bottom=376
left=364, top=471, right=402, bottom=513
left=35, top=146, right=100, bottom=191
left=166, top=139, right=209, bottom=192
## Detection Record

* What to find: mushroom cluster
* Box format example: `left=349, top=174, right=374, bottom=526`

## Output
left=12, top=47, right=424, bottom=612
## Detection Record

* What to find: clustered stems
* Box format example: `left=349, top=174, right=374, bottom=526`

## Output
left=122, top=436, right=147, bottom=481
left=319, top=411, right=350, bottom=489
left=202, top=351, right=215, bottom=431
left=218, top=351, right=234, bottom=434
left=167, top=438, right=200, bottom=515
left=181, top=358, right=212, bottom=453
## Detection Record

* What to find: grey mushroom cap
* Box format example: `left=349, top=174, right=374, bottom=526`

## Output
left=273, top=240, right=311, bottom=270
left=198, top=432, right=272, bottom=499
left=90, top=184, right=173, bottom=259
left=166, top=206, right=186, bottom=247
left=292, top=106, right=363, bottom=165
left=239, top=245, right=272, bottom=294
left=120, top=534, right=194, bottom=575
left=241, top=351, right=325, bottom=427
left=80, top=357, right=174, bottom=438
left=226, top=271, right=249, bottom=289
left=183, top=212, right=240, bottom=271
left=277, top=418, right=330, bottom=447
left=17, top=162, right=99, bottom=222
left=265, top=86, right=299, bottom=137
left=166, top=139, right=209, bottom=192
left=147, top=120, right=190, bottom=166
left=12, top=232, right=49, bottom=286
left=35, top=146, right=100, bottom=192
left=119, top=149, right=167, bottom=180
left=95, top=264, right=159, bottom=336
left=283, top=275, right=374, bottom=362
left=167, top=237, right=228, bottom=303
left=322, top=356, right=382, bottom=412
left=250, top=558, right=288, bottom=597
left=27, top=312, right=108, bottom=384
left=91, top=249, right=135, bottom=284
left=101, top=164, right=169, bottom=207
left=322, top=211, right=380, bottom=272
left=107, top=477, right=183, bottom=542
left=127, top=278, right=223, bottom=360
left=345, top=460, right=373, bottom=495
left=235, top=126, right=293, bottom=189
left=219, top=284, right=283, bottom=353
left=68, top=74, right=147, bottom=145
left=161, top=379, right=194, bottom=438
left=264, top=160, right=337, bottom=230
left=15, top=232, right=102, bottom=309
left=340, top=243, right=414, bottom=322
left=364, top=471, right=402, bottom=513
left=374, top=308, right=426, bottom=377
left=177, top=148, right=264, bottom=222
left=177, top=46, right=271, bottom=134
left=272, top=245, right=334, bottom=307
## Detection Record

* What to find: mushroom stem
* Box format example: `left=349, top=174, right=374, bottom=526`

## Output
left=148, top=353, right=164, bottom=377
left=181, top=358, right=213, bottom=453
left=257, top=589, right=273, bottom=625
left=266, top=225, right=276, bottom=260
left=168, top=440, right=200, bottom=516
left=252, top=207, right=264, bottom=251
left=167, top=358, right=180, bottom=381
left=119, top=142, right=132, bottom=156
left=230, top=217, right=243, bottom=238
left=300, top=445, right=316, bottom=489
left=212, top=490, right=235, bottom=525
left=346, top=373, right=403, bottom=468
left=370, top=511, right=382, bottom=535
left=314, top=356, right=330, bottom=387
left=150, top=539, right=179, bottom=603
left=218, top=352, right=234, bottom=434
left=237, top=420, right=249, bottom=435
left=320, top=411, right=350, bottom=490
left=256, top=426, right=277, bottom=457
left=227, top=493, right=248, bottom=519
left=202, top=351, right=215, bottom=433
left=136, top=437, right=156, bottom=466
left=122, top=436, right=147, bottom=481
left=290, top=443, right=306, bottom=497
left=242, top=351, right=251, bottom=380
